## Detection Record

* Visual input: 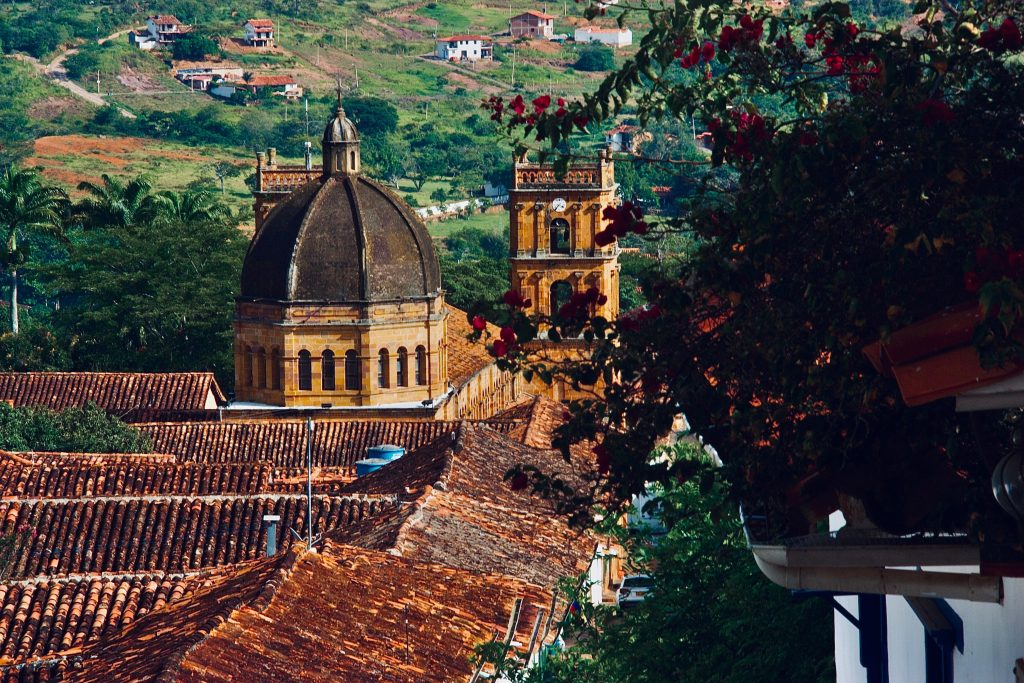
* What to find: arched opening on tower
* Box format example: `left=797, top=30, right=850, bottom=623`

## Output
left=322, top=350, right=336, bottom=391
left=415, top=346, right=427, bottom=386
left=345, top=350, right=361, bottom=391
left=298, top=350, right=312, bottom=391
left=378, top=349, right=390, bottom=388
left=550, top=218, right=571, bottom=255
left=550, top=280, right=573, bottom=318
left=397, top=347, right=408, bottom=387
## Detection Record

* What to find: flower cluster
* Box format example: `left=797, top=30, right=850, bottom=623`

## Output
left=557, top=286, right=609, bottom=322
left=718, top=15, right=763, bottom=52
left=502, top=289, right=532, bottom=308
left=617, top=304, right=662, bottom=332
left=482, top=94, right=587, bottom=131
left=978, top=17, right=1022, bottom=52
left=595, top=201, right=647, bottom=246
left=677, top=40, right=716, bottom=69
left=916, top=98, right=955, bottom=127
left=708, top=111, right=771, bottom=162
left=964, top=247, right=1024, bottom=293
left=492, top=325, right=518, bottom=357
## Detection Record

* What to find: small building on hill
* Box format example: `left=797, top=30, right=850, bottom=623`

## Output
left=575, top=25, right=633, bottom=47
left=172, top=60, right=244, bottom=90
left=604, top=123, right=651, bottom=153
left=510, top=10, right=555, bottom=39
left=212, top=74, right=303, bottom=100
left=435, top=34, right=493, bottom=62
left=140, top=14, right=190, bottom=47
left=243, top=19, right=275, bottom=47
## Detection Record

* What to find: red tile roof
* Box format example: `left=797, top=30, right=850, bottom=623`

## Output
left=437, top=34, right=492, bottom=42
left=149, top=15, right=183, bottom=25
left=136, top=419, right=455, bottom=469
left=0, top=494, right=392, bottom=580
left=514, top=9, right=555, bottom=19
left=446, top=306, right=502, bottom=388
left=57, top=544, right=556, bottom=683
left=0, top=373, right=225, bottom=418
left=343, top=422, right=595, bottom=585
left=863, top=303, right=1022, bottom=406
left=244, top=19, right=274, bottom=28
left=238, top=75, right=295, bottom=87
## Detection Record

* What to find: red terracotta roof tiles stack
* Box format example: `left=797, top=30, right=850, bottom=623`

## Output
left=0, top=373, right=225, bottom=419
left=137, top=419, right=454, bottom=469
left=446, top=311, right=501, bottom=388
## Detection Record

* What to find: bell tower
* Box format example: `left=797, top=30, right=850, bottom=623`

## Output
left=322, top=85, right=361, bottom=176
left=508, top=150, right=620, bottom=321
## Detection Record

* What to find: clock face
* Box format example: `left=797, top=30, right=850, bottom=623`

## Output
left=551, top=197, right=567, bottom=212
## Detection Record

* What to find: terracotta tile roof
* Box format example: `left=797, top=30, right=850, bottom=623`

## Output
left=863, top=303, right=1022, bottom=406
left=0, top=572, right=225, bottom=664
left=149, top=15, right=183, bottom=25
left=446, top=306, right=499, bottom=388
left=244, top=19, right=274, bottom=28
left=237, top=75, right=295, bottom=87
left=437, top=34, right=492, bottom=42
left=0, top=454, right=271, bottom=499
left=56, top=544, right=555, bottom=683
left=0, top=494, right=393, bottom=580
left=0, top=373, right=225, bottom=418
left=136, top=419, right=455, bottom=469
left=0, top=453, right=177, bottom=467
left=343, top=422, right=594, bottom=585
left=515, top=9, right=555, bottom=19
left=483, top=395, right=568, bottom=449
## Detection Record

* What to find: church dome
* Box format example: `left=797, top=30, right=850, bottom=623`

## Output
left=240, top=104, right=440, bottom=303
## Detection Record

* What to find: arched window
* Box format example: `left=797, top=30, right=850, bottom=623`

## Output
left=270, top=348, right=282, bottom=390
left=255, top=347, right=267, bottom=388
left=241, top=346, right=253, bottom=387
left=397, top=347, right=408, bottom=387
left=297, top=350, right=312, bottom=391
left=378, top=349, right=390, bottom=388
left=415, top=345, right=427, bottom=386
left=349, top=150, right=356, bottom=168
left=550, top=218, right=571, bottom=255
left=345, top=350, right=361, bottom=390
left=322, top=350, right=336, bottom=391
left=550, top=280, right=574, bottom=318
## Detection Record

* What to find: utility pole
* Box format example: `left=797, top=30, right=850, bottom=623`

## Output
left=96, top=71, right=100, bottom=95
left=345, top=29, right=349, bottom=50
left=511, top=46, right=516, bottom=89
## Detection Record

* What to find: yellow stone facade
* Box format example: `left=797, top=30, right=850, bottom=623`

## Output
left=235, top=297, right=448, bottom=408
left=508, top=150, right=621, bottom=321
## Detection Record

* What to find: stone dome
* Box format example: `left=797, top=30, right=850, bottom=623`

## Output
left=240, top=174, right=441, bottom=302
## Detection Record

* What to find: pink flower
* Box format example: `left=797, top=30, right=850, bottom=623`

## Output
left=471, top=315, right=487, bottom=331
left=532, top=94, right=551, bottom=114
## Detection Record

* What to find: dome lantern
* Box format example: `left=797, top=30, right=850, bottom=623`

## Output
left=323, top=81, right=360, bottom=176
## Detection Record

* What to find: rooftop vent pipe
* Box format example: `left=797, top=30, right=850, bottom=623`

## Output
left=263, top=514, right=281, bottom=557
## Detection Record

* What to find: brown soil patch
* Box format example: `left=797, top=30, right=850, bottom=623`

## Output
left=117, top=65, right=161, bottom=93
left=219, top=37, right=285, bottom=55
left=27, top=96, right=90, bottom=121
left=446, top=71, right=501, bottom=95
left=521, top=38, right=564, bottom=55
left=26, top=165, right=99, bottom=191
left=33, top=135, right=145, bottom=157
left=366, top=17, right=425, bottom=41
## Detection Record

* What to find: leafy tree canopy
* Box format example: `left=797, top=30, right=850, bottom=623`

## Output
left=171, top=33, right=220, bottom=61
left=0, top=402, right=152, bottom=453
left=342, top=96, right=400, bottom=138
left=574, top=45, right=615, bottom=72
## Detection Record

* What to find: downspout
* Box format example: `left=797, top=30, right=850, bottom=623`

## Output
left=742, top=509, right=1003, bottom=604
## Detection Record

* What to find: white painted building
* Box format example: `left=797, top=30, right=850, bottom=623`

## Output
left=243, top=19, right=275, bottom=48
left=574, top=26, right=633, bottom=47
left=435, top=35, right=493, bottom=62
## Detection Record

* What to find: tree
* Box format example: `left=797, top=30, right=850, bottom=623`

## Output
left=574, top=45, right=615, bottom=72
left=52, top=191, right=248, bottom=389
left=74, top=174, right=161, bottom=230
left=0, top=402, right=153, bottom=453
left=212, top=162, right=243, bottom=195
left=439, top=252, right=508, bottom=313
left=341, top=96, right=399, bottom=138
left=155, top=188, right=229, bottom=223
left=171, top=33, right=219, bottom=61
left=479, top=0, right=1024, bottom=543
left=63, top=46, right=103, bottom=81
left=0, top=167, right=67, bottom=334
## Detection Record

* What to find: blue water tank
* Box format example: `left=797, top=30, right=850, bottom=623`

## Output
left=355, top=457, right=390, bottom=477
left=367, top=444, right=405, bottom=462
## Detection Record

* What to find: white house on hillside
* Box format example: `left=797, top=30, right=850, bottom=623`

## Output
left=130, top=14, right=190, bottom=49
left=243, top=19, right=275, bottom=47
left=575, top=26, right=633, bottom=47
left=510, top=10, right=555, bottom=39
left=435, top=35, right=493, bottom=62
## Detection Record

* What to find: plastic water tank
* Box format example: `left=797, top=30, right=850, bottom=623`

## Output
left=367, top=444, right=405, bottom=462
left=355, top=458, right=390, bottom=477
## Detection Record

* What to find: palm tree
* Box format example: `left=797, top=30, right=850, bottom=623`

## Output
left=74, top=174, right=161, bottom=230
left=154, top=189, right=229, bottom=223
left=0, top=167, right=67, bottom=334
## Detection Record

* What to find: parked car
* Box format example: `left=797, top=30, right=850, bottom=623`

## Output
left=616, top=574, right=654, bottom=608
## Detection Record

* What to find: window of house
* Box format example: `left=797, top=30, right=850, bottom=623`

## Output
left=298, top=350, right=312, bottom=391
left=345, top=350, right=361, bottom=391
left=550, top=218, right=571, bottom=254
left=397, top=347, right=408, bottom=387
left=322, top=350, right=336, bottom=391
left=415, top=345, right=427, bottom=386
left=378, top=349, right=390, bottom=389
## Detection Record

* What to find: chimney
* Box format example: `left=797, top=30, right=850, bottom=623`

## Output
left=268, top=147, right=278, bottom=166
left=263, top=514, right=281, bottom=557
left=304, top=141, right=313, bottom=170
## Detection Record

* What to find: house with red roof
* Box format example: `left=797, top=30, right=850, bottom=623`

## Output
left=510, top=10, right=555, bottom=39
left=435, top=34, right=493, bottom=62
left=243, top=19, right=275, bottom=47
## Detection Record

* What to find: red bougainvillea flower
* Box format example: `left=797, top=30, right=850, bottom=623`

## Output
left=482, top=96, right=504, bottom=122
left=509, top=95, right=526, bottom=116
left=702, top=40, right=716, bottom=61
left=826, top=54, right=845, bottom=75
left=555, top=97, right=567, bottom=117
left=719, top=14, right=763, bottom=52
left=471, top=315, right=487, bottom=331
left=500, top=326, right=517, bottom=345
left=979, top=17, right=1022, bottom=52
left=805, top=31, right=818, bottom=48
left=532, top=94, right=551, bottom=114
left=492, top=339, right=509, bottom=357
left=847, top=22, right=860, bottom=37
left=502, top=290, right=532, bottom=308
left=917, top=98, right=954, bottom=126
left=572, top=115, right=590, bottom=131
left=596, top=201, right=647, bottom=245
left=798, top=130, right=818, bottom=146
